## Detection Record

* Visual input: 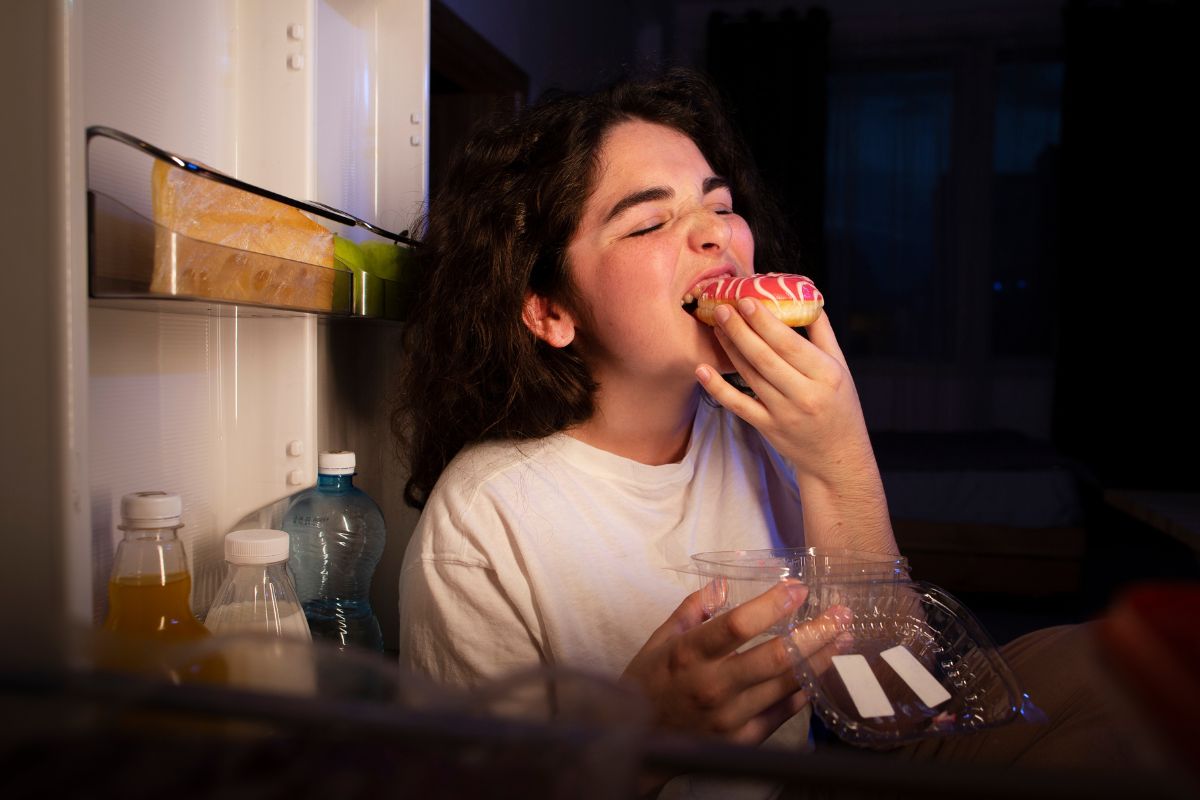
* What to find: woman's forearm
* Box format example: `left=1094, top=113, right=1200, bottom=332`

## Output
left=796, top=459, right=898, bottom=556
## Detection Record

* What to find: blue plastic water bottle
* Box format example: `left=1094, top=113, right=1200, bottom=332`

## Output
left=282, top=451, right=386, bottom=651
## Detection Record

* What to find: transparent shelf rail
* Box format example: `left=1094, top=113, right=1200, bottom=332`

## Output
left=86, top=126, right=418, bottom=320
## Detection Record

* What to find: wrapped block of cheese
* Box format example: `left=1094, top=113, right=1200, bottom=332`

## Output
left=150, top=159, right=340, bottom=312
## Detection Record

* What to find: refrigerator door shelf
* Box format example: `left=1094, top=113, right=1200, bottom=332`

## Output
left=86, top=128, right=415, bottom=321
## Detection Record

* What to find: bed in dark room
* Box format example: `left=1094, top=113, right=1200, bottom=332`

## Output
left=874, top=429, right=1087, bottom=597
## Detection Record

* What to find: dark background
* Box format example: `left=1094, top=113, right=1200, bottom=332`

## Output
left=428, top=0, right=1198, bottom=640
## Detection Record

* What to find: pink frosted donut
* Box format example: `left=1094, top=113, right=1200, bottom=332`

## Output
left=692, top=273, right=824, bottom=327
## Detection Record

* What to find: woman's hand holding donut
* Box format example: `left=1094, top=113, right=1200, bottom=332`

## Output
left=695, top=298, right=897, bottom=554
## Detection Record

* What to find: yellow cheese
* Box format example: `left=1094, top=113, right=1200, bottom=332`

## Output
left=150, top=160, right=338, bottom=311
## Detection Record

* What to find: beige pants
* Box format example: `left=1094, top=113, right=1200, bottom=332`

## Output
left=891, top=623, right=1157, bottom=770
left=669, top=624, right=1184, bottom=799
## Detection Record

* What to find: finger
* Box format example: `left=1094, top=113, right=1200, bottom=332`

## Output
left=728, top=607, right=853, bottom=695
left=641, top=589, right=714, bottom=651
left=729, top=689, right=812, bottom=746
left=718, top=299, right=843, bottom=389
left=690, top=581, right=808, bottom=659
left=695, top=645, right=804, bottom=741
left=712, top=325, right=788, bottom=409
left=698, top=577, right=728, bottom=620
left=717, top=626, right=806, bottom=694
left=711, top=302, right=807, bottom=398
left=787, top=627, right=855, bottom=681
left=694, top=364, right=772, bottom=430
left=804, top=310, right=850, bottom=371
left=788, top=604, right=854, bottom=659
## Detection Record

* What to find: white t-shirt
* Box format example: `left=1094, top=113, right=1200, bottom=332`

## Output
left=398, top=399, right=806, bottom=686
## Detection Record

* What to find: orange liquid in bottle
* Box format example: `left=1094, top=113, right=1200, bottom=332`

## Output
left=103, top=572, right=226, bottom=684
left=106, top=572, right=211, bottom=638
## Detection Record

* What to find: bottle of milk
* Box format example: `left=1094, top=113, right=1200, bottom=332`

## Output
left=204, top=529, right=314, bottom=694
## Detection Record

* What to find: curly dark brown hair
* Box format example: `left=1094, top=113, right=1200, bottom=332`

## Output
left=395, top=68, right=795, bottom=509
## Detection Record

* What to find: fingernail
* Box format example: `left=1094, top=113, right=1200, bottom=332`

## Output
left=835, top=632, right=855, bottom=652
left=738, top=298, right=757, bottom=316
left=830, top=605, right=853, bottom=625
left=714, top=304, right=732, bottom=324
left=785, top=582, right=809, bottom=608
left=695, top=366, right=712, bottom=383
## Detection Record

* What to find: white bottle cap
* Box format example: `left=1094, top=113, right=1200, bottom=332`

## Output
left=317, top=450, right=356, bottom=475
left=120, top=491, right=183, bottom=528
left=225, top=529, right=291, bottom=565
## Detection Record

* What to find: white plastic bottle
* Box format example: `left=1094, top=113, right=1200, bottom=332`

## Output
left=205, top=529, right=315, bottom=695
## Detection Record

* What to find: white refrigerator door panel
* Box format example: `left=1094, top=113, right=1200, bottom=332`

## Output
left=88, top=307, right=317, bottom=621
left=80, top=0, right=427, bottom=624
left=316, top=0, right=429, bottom=233
left=235, top=0, right=317, bottom=197
left=82, top=0, right=241, bottom=195
left=88, top=308, right=219, bottom=621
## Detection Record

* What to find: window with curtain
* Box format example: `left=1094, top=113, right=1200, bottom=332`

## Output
left=990, top=60, right=1062, bottom=357
left=824, top=69, right=954, bottom=359
left=824, top=56, right=1062, bottom=363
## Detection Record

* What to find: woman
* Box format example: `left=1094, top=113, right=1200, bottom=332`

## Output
left=395, top=70, right=1129, bottom=768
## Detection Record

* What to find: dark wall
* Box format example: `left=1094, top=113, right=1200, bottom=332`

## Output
left=1053, top=1, right=1197, bottom=490
left=435, top=0, right=1197, bottom=491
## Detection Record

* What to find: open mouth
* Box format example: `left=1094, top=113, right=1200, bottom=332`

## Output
left=680, top=275, right=726, bottom=319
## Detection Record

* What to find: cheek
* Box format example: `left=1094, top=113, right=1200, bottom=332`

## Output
left=569, top=253, right=653, bottom=341
left=590, top=244, right=671, bottom=300
left=730, top=220, right=756, bottom=270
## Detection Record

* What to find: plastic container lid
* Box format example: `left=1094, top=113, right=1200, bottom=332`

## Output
left=225, top=529, right=291, bottom=564
left=789, top=580, right=1025, bottom=748
left=120, top=491, right=183, bottom=528
left=687, top=547, right=1027, bottom=748
left=318, top=450, right=356, bottom=475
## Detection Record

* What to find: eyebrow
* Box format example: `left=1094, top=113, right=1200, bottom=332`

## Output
left=602, top=176, right=730, bottom=224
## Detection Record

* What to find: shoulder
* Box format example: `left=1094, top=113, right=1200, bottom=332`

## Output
left=431, top=436, right=565, bottom=513
left=406, top=436, right=562, bottom=565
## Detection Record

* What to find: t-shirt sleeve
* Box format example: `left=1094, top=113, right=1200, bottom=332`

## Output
left=398, top=556, right=544, bottom=688
left=397, top=478, right=545, bottom=689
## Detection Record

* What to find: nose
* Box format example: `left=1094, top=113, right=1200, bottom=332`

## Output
left=686, top=208, right=732, bottom=254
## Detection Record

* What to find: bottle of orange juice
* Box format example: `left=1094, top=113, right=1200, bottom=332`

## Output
left=102, top=491, right=225, bottom=684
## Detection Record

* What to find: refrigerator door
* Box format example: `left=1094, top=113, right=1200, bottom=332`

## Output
left=79, top=0, right=427, bottom=623
left=1, top=2, right=91, bottom=666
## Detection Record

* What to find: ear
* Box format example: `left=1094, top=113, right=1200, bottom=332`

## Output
left=521, top=292, right=577, bottom=348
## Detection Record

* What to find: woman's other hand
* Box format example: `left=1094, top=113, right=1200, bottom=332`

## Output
left=620, top=581, right=845, bottom=745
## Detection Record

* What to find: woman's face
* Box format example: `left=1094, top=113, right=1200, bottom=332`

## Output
left=563, top=119, right=755, bottom=388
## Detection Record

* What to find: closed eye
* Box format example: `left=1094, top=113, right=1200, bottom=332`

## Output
left=627, top=222, right=665, bottom=238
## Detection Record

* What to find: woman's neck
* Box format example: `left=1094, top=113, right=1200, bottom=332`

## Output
left=568, top=384, right=700, bottom=465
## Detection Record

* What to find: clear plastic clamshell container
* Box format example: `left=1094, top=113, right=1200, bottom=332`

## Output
left=689, top=547, right=1027, bottom=748
left=86, top=127, right=417, bottom=320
